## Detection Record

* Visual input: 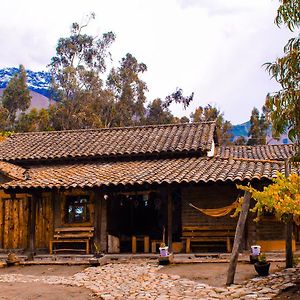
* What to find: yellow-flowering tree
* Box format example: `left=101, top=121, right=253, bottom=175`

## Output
left=0, top=132, right=10, bottom=142
left=237, top=172, right=300, bottom=224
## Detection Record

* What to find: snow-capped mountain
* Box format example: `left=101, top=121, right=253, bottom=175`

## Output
left=0, top=67, right=51, bottom=98
left=0, top=67, right=291, bottom=144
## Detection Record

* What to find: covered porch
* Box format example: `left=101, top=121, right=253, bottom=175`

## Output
left=0, top=181, right=246, bottom=256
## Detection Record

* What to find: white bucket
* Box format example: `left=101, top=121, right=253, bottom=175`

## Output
left=159, top=246, right=169, bottom=257
left=251, top=245, right=261, bottom=256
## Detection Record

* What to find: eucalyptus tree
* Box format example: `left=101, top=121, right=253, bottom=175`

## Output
left=190, top=104, right=233, bottom=146
left=247, top=107, right=269, bottom=145
left=2, top=65, right=31, bottom=127
left=145, top=98, right=175, bottom=125
left=49, top=13, right=116, bottom=129
left=265, top=0, right=300, bottom=158
left=107, top=53, right=148, bottom=127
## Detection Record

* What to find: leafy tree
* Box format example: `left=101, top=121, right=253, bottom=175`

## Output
left=145, top=98, right=175, bottom=125
left=48, top=13, right=116, bottom=130
left=178, top=116, right=190, bottom=123
left=190, top=104, right=232, bottom=146
left=2, top=65, right=31, bottom=127
left=237, top=172, right=300, bottom=224
left=163, top=88, right=194, bottom=110
left=0, top=106, right=9, bottom=131
left=233, top=136, right=247, bottom=146
left=107, top=53, right=147, bottom=126
left=247, top=107, right=269, bottom=145
left=49, top=13, right=115, bottom=101
left=15, top=108, right=53, bottom=132
left=265, top=0, right=300, bottom=158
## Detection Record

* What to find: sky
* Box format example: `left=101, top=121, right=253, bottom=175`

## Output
left=0, top=0, right=292, bottom=125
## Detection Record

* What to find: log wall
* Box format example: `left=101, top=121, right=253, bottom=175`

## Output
left=181, top=182, right=240, bottom=227
left=35, top=192, right=54, bottom=249
left=0, top=192, right=29, bottom=250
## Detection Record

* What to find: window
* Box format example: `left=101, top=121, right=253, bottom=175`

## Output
left=65, top=195, right=90, bottom=224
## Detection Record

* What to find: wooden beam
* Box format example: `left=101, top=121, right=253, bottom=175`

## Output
left=167, top=187, right=173, bottom=252
left=94, top=191, right=101, bottom=248
left=132, top=235, right=137, bottom=254
left=226, top=190, right=251, bottom=286
left=52, top=190, right=61, bottom=228
left=0, top=198, right=4, bottom=249
left=100, top=194, right=108, bottom=252
left=29, top=193, right=37, bottom=256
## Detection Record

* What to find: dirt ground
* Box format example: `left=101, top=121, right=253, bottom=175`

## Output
left=159, top=261, right=286, bottom=286
left=0, top=262, right=296, bottom=300
left=0, top=265, right=97, bottom=300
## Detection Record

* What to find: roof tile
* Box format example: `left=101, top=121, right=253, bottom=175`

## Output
left=0, top=122, right=215, bottom=161
left=1, top=155, right=295, bottom=190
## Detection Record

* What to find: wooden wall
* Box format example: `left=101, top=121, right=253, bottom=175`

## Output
left=181, top=183, right=291, bottom=251
left=0, top=191, right=54, bottom=251
left=0, top=192, right=29, bottom=250
left=181, top=182, right=240, bottom=227
left=35, top=192, right=54, bottom=249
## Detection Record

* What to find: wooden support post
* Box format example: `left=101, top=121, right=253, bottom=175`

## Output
left=94, top=191, right=101, bottom=249
left=285, top=159, right=293, bottom=268
left=100, top=195, right=108, bottom=252
left=52, top=190, right=61, bottom=229
left=132, top=235, right=137, bottom=254
left=226, top=191, right=251, bottom=286
left=226, top=237, right=231, bottom=253
left=167, top=187, right=173, bottom=252
left=144, top=236, right=150, bottom=253
left=29, top=193, right=37, bottom=257
left=151, top=241, right=156, bottom=253
left=0, top=198, right=4, bottom=249
left=186, top=238, right=191, bottom=253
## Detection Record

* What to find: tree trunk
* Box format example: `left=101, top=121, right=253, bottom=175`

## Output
left=286, top=221, right=293, bottom=268
left=285, top=159, right=293, bottom=268
left=226, top=191, right=251, bottom=285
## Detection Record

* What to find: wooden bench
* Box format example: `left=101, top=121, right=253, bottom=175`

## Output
left=181, top=225, right=236, bottom=253
left=49, top=227, right=94, bottom=254
left=131, top=235, right=150, bottom=253
left=151, top=239, right=163, bottom=253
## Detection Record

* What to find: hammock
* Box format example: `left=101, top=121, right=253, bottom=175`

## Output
left=189, top=197, right=240, bottom=217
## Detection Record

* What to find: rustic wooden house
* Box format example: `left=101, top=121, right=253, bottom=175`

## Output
left=0, top=122, right=296, bottom=255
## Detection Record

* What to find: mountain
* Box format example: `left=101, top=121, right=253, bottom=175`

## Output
left=0, top=67, right=292, bottom=144
left=0, top=67, right=51, bottom=98
left=230, top=121, right=251, bottom=141
left=0, top=89, right=51, bottom=111
left=230, top=120, right=291, bottom=145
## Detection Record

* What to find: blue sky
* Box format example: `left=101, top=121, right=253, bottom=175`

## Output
left=0, top=0, right=292, bottom=124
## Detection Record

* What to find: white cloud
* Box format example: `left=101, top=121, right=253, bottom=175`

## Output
left=0, top=0, right=293, bottom=124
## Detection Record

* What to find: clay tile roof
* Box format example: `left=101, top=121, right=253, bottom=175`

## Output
left=0, top=122, right=216, bottom=162
left=0, top=161, right=26, bottom=180
left=215, top=144, right=294, bottom=161
left=2, top=156, right=294, bottom=190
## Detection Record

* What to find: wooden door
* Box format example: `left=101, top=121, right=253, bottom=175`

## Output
left=0, top=195, right=29, bottom=249
left=35, top=193, right=54, bottom=249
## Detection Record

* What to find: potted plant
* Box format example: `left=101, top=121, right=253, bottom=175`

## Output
left=249, top=245, right=261, bottom=264
left=159, top=242, right=169, bottom=257
left=254, top=253, right=270, bottom=276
